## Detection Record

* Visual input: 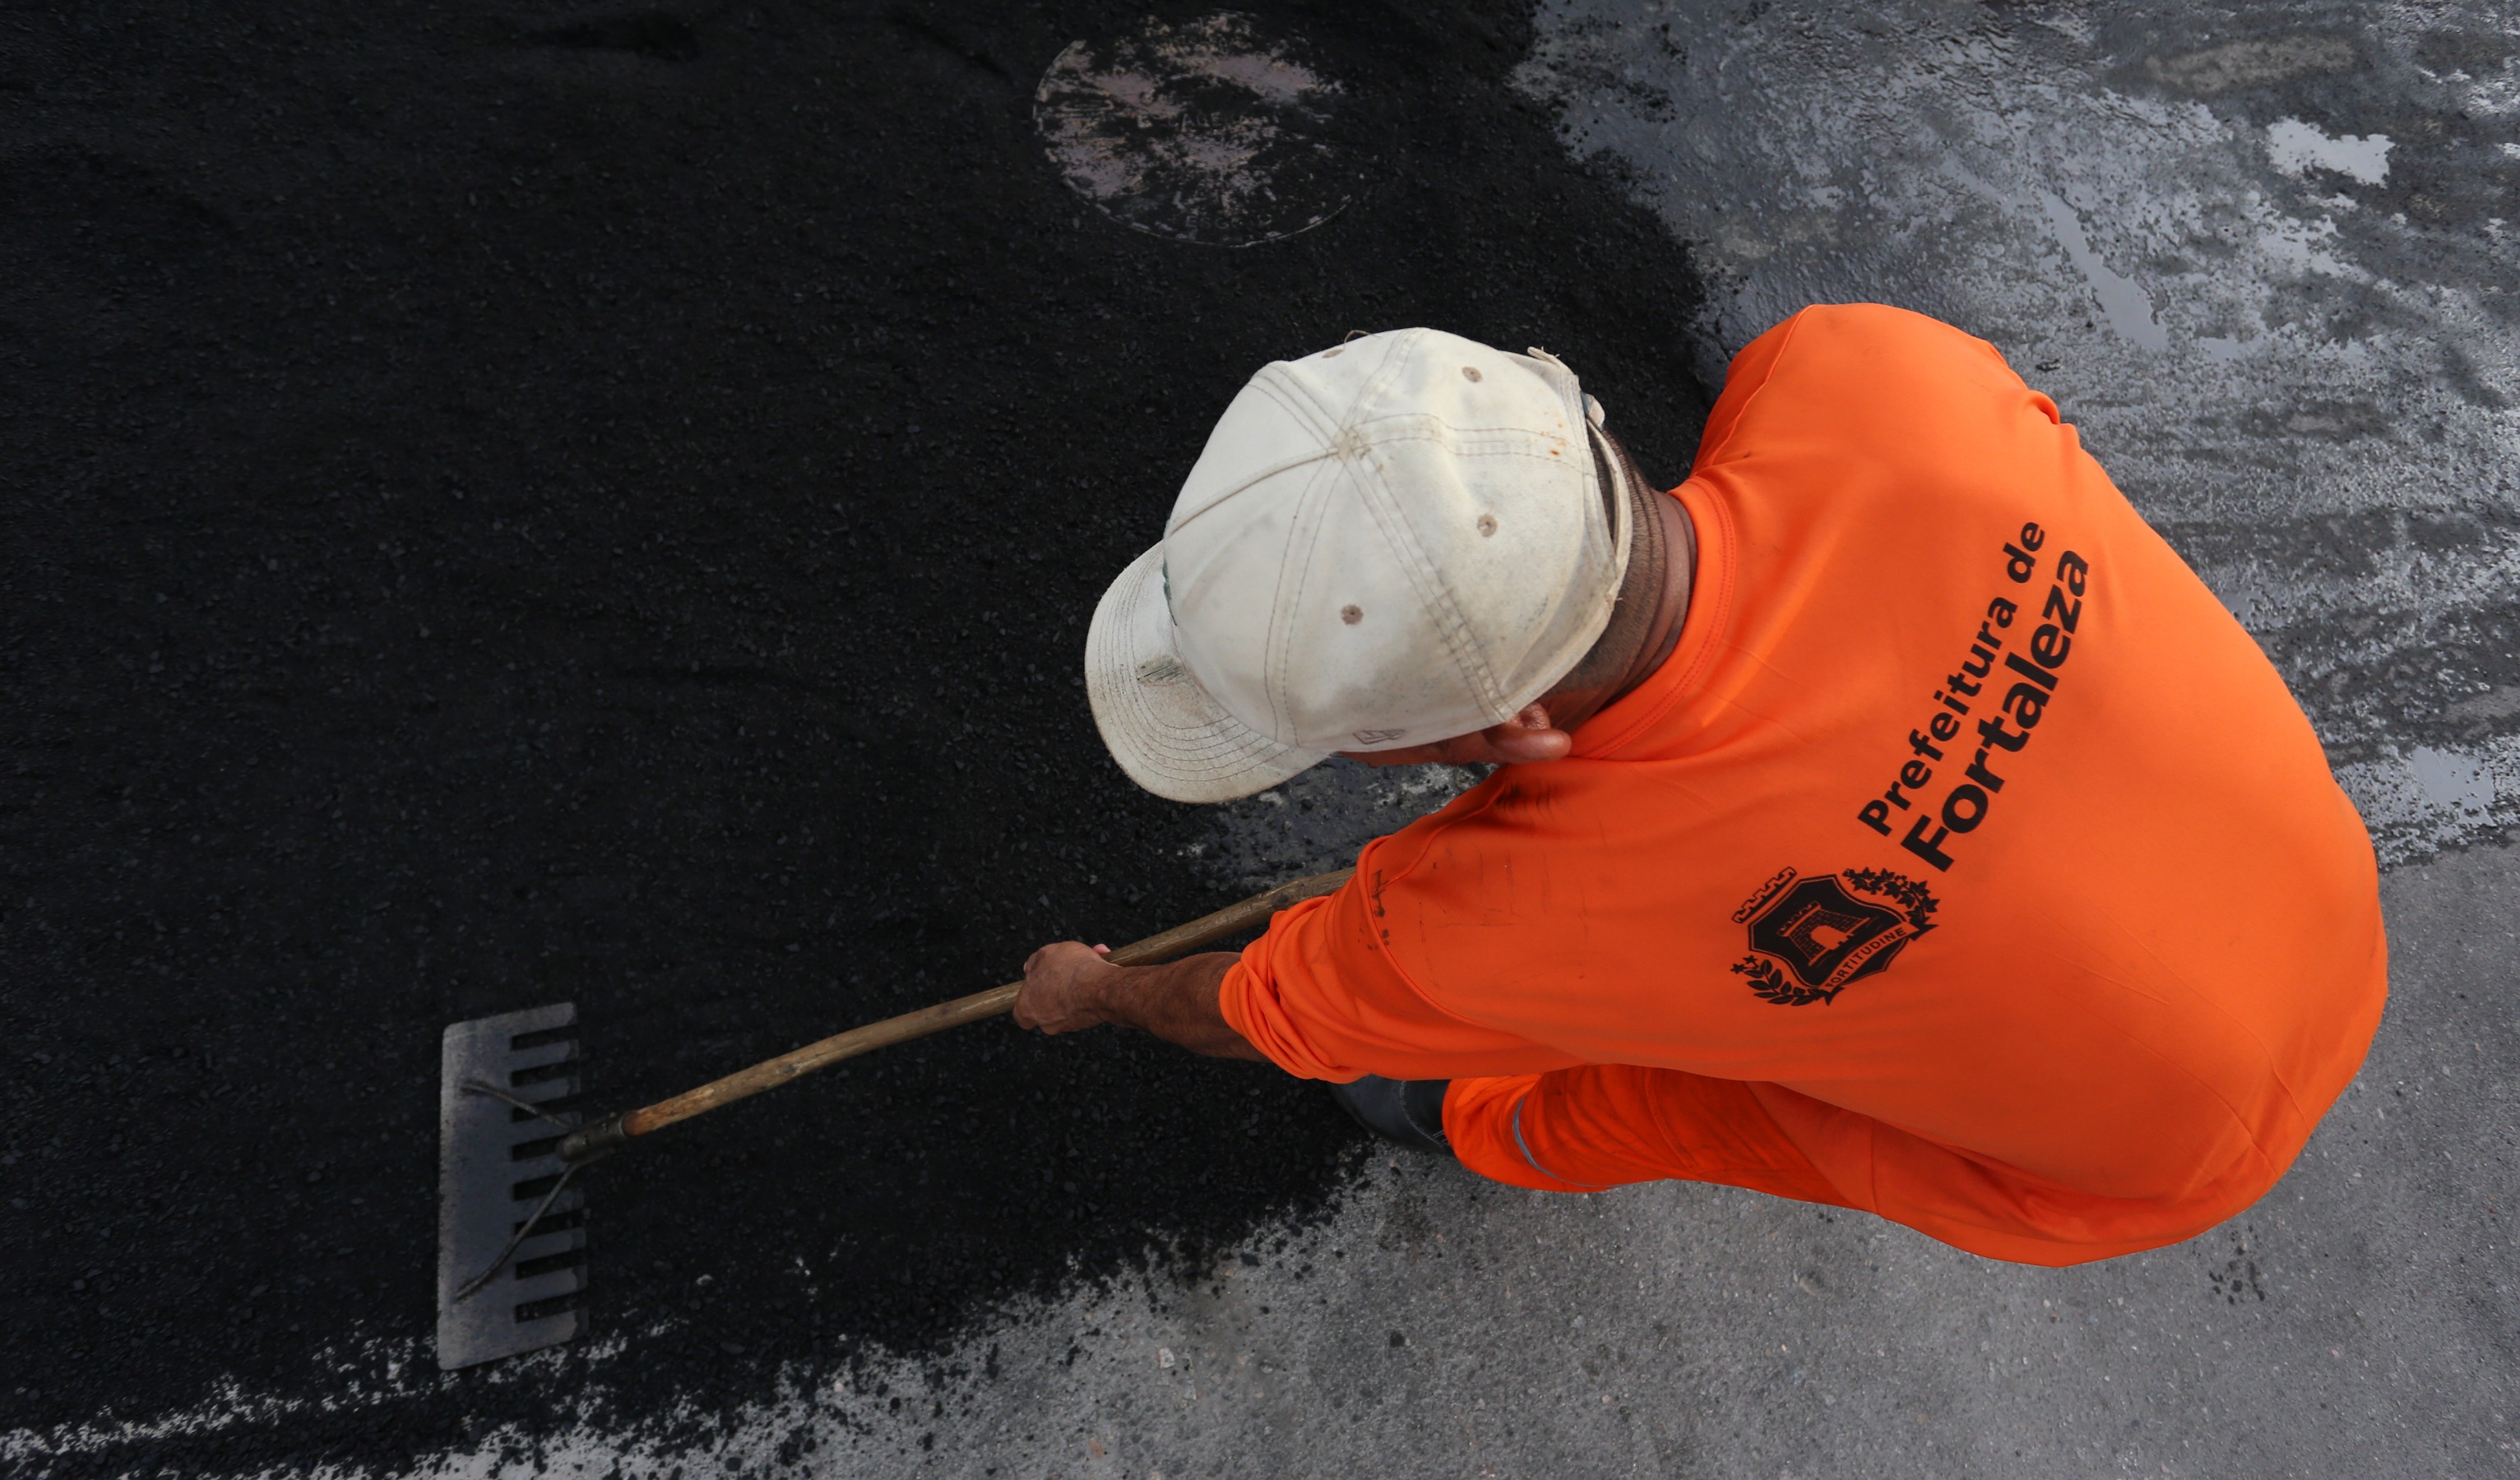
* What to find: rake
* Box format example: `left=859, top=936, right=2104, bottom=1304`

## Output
left=434, top=867, right=1352, bottom=1369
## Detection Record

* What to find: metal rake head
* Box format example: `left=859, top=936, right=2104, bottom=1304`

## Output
left=437, top=1002, right=588, bottom=1370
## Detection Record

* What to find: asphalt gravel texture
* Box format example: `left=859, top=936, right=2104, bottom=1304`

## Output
left=1, top=2, right=1716, bottom=1471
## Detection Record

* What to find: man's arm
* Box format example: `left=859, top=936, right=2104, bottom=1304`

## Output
left=1014, top=942, right=1265, bottom=1061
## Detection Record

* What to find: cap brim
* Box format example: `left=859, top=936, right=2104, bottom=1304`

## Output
left=1085, top=544, right=1329, bottom=803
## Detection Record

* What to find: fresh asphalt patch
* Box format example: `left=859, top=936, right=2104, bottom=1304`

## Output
left=2, top=2, right=1715, bottom=1470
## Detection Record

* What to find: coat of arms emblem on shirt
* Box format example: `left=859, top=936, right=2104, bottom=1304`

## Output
left=1730, top=867, right=1939, bottom=1006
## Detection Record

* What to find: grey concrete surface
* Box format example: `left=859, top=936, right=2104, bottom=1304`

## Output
left=18, top=3, right=2516, bottom=1475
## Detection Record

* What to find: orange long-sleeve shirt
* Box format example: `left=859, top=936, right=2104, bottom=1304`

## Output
left=1217, top=305, right=2386, bottom=1264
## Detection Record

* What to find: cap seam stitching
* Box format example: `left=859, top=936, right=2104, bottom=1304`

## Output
left=1167, top=371, right=1341, bottom=535
left=1348, top=335, right=1511, bottom=719
left=1260, top=449, right=1346, bottom=745
left=1353, top=464, right=1508, bottom=719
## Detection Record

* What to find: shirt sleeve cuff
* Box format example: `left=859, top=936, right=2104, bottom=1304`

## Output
left=1217, top=927, right=1365, bottom=1083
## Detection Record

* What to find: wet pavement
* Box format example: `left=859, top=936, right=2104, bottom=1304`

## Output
left=1524, top=0, right=2520, bottom=866
left=6, top=2, right=2515, bottom=1477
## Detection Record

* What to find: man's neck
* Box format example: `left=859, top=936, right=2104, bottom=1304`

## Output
left=1544, top=485, right=1697, bottom=734
left=1617, top=493, right=1697, bottom=700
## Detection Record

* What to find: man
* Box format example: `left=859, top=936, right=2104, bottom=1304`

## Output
left=1015, top=308, right=2386, bottom=1265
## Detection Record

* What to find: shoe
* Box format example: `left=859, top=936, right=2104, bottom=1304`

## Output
left=1327, top=1075, right=1452, bottom=1155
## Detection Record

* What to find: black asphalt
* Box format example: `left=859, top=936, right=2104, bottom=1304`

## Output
left=2, top=2, right=1715, bottom=1470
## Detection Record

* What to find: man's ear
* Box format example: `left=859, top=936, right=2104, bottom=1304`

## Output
left=1484, top=702, right=1573, bottom=763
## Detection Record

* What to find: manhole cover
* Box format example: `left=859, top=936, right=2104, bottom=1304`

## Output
left=1033, top=12, right=1355, bottom=247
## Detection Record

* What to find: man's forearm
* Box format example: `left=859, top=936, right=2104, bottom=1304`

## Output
left=1090, top=952, right=1264, bottom=1061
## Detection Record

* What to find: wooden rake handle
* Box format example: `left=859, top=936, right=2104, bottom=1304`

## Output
left=556, top=867, right=1355, bottom=1163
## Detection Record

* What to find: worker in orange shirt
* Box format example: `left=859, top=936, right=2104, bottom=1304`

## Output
left=1015, top=307, right=2386, bottom=1265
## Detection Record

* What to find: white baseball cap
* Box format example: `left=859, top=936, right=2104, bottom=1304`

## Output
left=1084, top=327, right=1633, bottom=803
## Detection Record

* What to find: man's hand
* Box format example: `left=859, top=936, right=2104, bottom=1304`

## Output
left=1010, top=946, right=1267, bottom=1061
left=1014, top=941, right=1117, bottom=1034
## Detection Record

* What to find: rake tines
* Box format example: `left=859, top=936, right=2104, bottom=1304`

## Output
left=436, top=1002, right=589, bottom=1370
